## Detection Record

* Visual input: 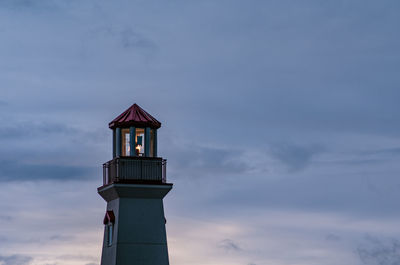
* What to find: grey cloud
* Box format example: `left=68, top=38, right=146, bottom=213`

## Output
left=0, top=0, right=36, bottom=9
left=0, top=255, right=32, bottom=265
left=83, top=25, right=157, bottom=53
left=0, top=118, right=107, bottom=165
left=168, top=144, right=250, bottom=177
left=269, top=143, right=325, bottom=172
left=56, top=254, right=97, bottom=261
left=0, top=0, right=91, bottom=12
left=0, top=215, right=13, bottom=221
left=0, top=0, right=57, bottom=11
left=330, top=158, right=384, bottom=166
left=0, top=121, right=78, bottom=140
left=357, top=236, right=400, bottom=265
left=330, top=147, right=400, bottom=167
left=0, top=160, right=95, bottom=181
left=49, top=235, right=74, bottom=242
left=206, top=153, right=400, bottom=217
left=120, top=27, right=157, bottom=50
left=325, top=233, right=341, bottom=242
left=364, top=147, right=400, bottom=156
left=218, top=239, right=241, bottom=252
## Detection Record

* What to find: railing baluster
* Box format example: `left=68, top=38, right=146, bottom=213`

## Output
left=103, top=164, right=106, bottom=185
left=162, top=159, right=167, bottom=183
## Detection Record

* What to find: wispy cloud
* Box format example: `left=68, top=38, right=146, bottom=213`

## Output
left=363, top=147, right=400, bottom=157
left=269, top=142, right=325, bottom=171
left=0, top=121, right=77, bottom=140
left=325, top=233, right=341, bottom=242
left=0, top=0, right=36, bottom=9
left=218, top=239, right=242, bottom=252
left=49, top=235, right=75, bottom=242
left=0, top=160, right=95, bottom=181
left=169, top=143, right=251, bottom=177
left=357, top=235, right=400, bottom=265
left=82, top=25, right=157, bottom=55
left=0, top=254, right=32, bottom=265
left=0, top=0, right=58, bottom=11
left=0, top=215, right=13, bottom=222
left=56, top=254, right=98, bottom=262
left=120, top=27, right=157, bottom=50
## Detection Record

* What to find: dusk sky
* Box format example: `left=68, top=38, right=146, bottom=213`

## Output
left=1, top=1, right=400, bottom=264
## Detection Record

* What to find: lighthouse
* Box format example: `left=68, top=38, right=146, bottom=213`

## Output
left=98, top=103, right=172, bottom=265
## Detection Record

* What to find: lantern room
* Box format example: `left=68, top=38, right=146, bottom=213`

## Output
left=109, top=103, right=161, bottom=158
left=102, top=103, right=166, bottom=186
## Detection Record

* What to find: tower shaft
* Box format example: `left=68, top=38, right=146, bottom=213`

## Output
left=98, top=184, right=172, bottom=265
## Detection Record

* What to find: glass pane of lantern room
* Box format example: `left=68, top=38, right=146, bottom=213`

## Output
left=135, top=128, right=145, bottom=156
left=121, top=128, right=130, bottom=156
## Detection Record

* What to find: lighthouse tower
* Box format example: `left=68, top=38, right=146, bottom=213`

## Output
left=98, top=103, right=172, bottom=265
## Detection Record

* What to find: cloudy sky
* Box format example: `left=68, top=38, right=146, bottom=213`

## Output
left=1, top=1, right=400, bottom=264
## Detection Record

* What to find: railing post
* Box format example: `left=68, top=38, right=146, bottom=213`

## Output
left=116, top=159, right=119, bottom=182
left=162, top=159, right=167, bottom=183
left=112, top=129, right=116, bottom=158
left=106, top=162, right=112, bottom=184
left=103, top=164, right=106, bottom=185
left=154, top=129, right=158, bottom=157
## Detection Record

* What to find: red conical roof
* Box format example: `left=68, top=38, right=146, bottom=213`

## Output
left=109, top=103, right=161, bottom=129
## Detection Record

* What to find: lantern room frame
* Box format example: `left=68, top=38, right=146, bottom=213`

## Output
left=112, top=126, right=158, bottom=158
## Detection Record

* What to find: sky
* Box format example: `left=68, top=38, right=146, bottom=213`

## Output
left=1, top=0, right=400, bottom=264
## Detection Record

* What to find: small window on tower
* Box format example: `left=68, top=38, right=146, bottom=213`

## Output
left=107, top=224, right=113, bottom=247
